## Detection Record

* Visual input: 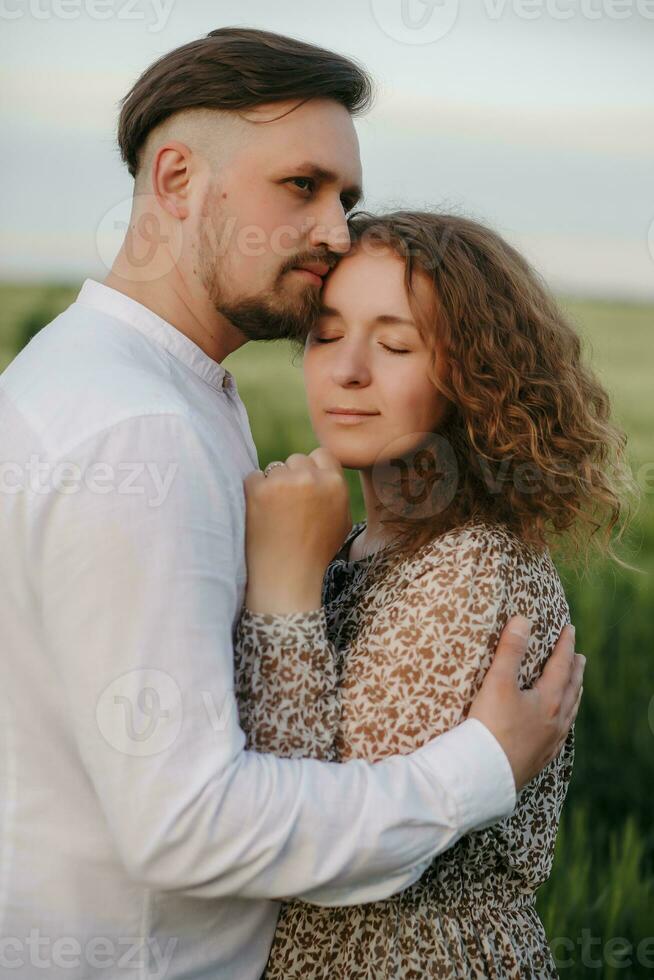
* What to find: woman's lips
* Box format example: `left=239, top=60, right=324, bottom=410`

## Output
left=325, top=409, right=380, bottom=424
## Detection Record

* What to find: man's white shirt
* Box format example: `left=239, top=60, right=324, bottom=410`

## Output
left=0, top=279, right=516, bottom=979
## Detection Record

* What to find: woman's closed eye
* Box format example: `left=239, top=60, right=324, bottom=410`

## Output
left=313, top=336, right=411, bottom=355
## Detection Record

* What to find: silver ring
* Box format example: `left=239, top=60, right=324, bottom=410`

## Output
left=263, top=460, right=286, bottom=477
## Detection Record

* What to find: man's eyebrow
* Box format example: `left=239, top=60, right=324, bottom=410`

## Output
left=318, top=306, right=417, bottom=329
left=292, top=163, right=363, bottom=206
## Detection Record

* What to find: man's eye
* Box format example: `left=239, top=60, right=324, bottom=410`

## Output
left=314, top=337, right=339, bottom=344
left=289, top=177, right=315, bottom=193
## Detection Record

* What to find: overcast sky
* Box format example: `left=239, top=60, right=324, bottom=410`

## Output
left=2, top=0, right=653, bottom=298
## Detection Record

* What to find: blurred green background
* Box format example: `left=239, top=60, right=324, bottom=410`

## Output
left=1, top=284, right=653, bottom=976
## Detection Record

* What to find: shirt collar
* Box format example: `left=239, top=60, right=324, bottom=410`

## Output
left=75, top=279, right=235, bottom=394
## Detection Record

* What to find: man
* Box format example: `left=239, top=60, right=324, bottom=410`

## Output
left=0, top=28, right=583, bottom=979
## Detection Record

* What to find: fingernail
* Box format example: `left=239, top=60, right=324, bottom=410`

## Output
left=508, top=615, right=532, bottom=639
left=568, top=624, right=576, bottom=640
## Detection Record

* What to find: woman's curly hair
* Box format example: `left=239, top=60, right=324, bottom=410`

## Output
left=347, top=210, right=639, bottom=568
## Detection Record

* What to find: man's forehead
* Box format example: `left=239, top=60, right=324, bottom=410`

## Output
left=240, top=99, right=362, bottom=180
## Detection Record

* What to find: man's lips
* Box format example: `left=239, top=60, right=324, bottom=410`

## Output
left=296, top=261, right=331, bottom=277
left=292, top=269, right=322, bottom=286
left=290, top=261, right=331, bottom=285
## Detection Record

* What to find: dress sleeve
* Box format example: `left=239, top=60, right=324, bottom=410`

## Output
left=387, top=530, right=514, bottom=740
left=380, top=525, right=571, bottom=735
left=233, top=606, right=340, bottom=761
left=373, top=525, right=573, bottom=884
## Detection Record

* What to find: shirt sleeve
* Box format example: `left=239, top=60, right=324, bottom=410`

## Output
left=35, top=413, right=516, bottom=906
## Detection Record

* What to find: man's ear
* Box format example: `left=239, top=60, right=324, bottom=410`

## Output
left=151, top=141, right=192, bottom=220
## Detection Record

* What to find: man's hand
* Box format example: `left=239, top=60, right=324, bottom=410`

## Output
left=469, top=617, right=585, bottom=792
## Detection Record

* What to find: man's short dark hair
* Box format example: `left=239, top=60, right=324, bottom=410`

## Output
left=117, top=27, right=374, bottom=179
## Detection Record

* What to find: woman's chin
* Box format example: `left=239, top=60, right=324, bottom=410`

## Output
left=320, top=448, right=374, bottom=471
left=315, top=430, right=381, bottom=471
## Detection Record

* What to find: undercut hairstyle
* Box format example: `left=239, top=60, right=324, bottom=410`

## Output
left=117, top=27, right=374, bottom=179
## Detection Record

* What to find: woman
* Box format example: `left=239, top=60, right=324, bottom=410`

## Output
left=233, top=212, right=633, bottom=978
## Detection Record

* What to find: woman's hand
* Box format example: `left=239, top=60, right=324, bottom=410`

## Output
left=243, top=448, right=351, bottom=615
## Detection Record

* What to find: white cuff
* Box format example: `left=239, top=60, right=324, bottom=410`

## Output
left=411, top=717, right=516, bottom=835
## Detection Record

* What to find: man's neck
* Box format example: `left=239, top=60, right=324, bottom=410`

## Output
left=103, top=267, right=247, bottom=364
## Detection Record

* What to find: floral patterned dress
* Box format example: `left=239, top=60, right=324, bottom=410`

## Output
left=233, top=519, right=574, bottom=979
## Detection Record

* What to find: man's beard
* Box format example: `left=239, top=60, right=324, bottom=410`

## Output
left=214, top=269, right=323, bottom=343
left=198, top=214, right=331, bottom=343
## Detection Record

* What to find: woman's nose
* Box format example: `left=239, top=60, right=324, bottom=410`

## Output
left=331, top=345, right=372, bottom=387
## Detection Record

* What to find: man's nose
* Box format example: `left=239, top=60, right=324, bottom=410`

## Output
left=306, top=199, right=351, bottom=255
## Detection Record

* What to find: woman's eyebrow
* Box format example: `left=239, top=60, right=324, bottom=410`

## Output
left=374, top=314, right=418, bottom=328
left=318, top=307, right=418, bottom=329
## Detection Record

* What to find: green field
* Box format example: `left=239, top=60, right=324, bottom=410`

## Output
left=2, top=283, right=653, bottom=976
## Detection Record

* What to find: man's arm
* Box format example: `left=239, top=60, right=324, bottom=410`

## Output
left=35, top=413, right=576, bottom=905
